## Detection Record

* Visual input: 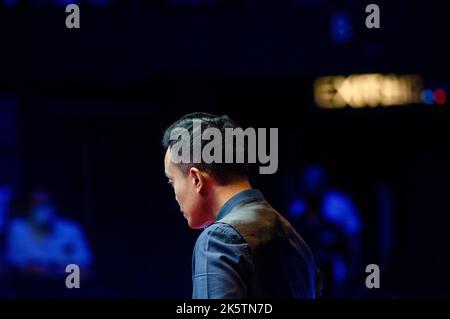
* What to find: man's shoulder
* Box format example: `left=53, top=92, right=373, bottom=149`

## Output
left=220, top=199, right=280, bottom=230
left=216, top=199, right=287, bottom=249
left=218, top=198, right=308, bottom=252
left=54, top=218, right=84, bottom=236
left=195, top=222, right=246, bottom=248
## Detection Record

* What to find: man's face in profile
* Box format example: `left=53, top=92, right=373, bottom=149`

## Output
left=164, top=148, right=209, bottom=229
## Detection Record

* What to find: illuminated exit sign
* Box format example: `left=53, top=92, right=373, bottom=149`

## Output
left=314, top=74, right=424, bottom=109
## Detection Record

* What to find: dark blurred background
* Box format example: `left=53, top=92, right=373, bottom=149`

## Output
left=0, top=0, right=448, bottom=298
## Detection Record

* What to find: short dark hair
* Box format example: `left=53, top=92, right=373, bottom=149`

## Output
left=162, top=112, right=248, bottom=184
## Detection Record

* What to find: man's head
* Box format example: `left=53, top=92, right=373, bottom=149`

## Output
left=162, top=112, right=249, bottom=229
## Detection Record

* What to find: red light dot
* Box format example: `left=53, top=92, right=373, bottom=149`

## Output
left=434, top=89, right=447, bottom=105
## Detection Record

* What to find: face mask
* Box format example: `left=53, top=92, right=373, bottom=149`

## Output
left=31, top=205, right=56, bottom=227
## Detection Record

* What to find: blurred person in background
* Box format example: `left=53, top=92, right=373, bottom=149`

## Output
left=0, top=184, right=12, bottom=245
left=286, top=164, right=363, bottom=298
left=0, top=184, right=12, bottom=284
left=4, top=189, right=92, bottom=297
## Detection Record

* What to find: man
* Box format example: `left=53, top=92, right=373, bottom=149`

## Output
left=163, top=112, right=321, bottom=299
left=5, top=190, right=92, bottom=278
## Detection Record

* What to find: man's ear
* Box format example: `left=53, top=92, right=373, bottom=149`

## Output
left=189, top=167, right=206, bottom=193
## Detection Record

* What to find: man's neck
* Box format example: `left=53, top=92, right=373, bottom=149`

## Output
left=212, top=180, right=252, bottom=220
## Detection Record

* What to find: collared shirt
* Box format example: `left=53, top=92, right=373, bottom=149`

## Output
left=192, top=189, right=320, bottom=299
